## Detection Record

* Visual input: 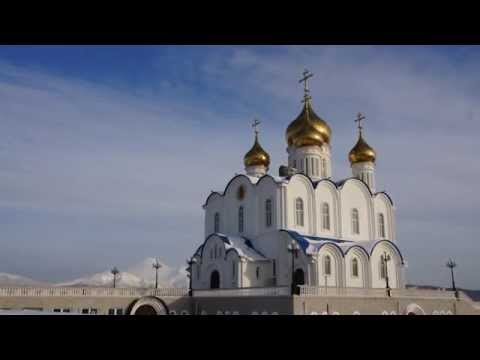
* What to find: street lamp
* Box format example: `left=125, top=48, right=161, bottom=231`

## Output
left=187, top=257, right=198, bottom=297
left=287, top=240, right=300, bottom=295
left=111, top=267, right=119, bottom=289
left=446, top=258, right=459, bottom=299
left=152, top=258, right=162, bottom=289
left=382, top=252, right=391, bottom=297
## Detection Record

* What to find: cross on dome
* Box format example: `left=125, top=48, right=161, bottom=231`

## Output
left=299, top=69, right=314, bottom=102
left=252, top=118, right=261, bottom=136
left=355, top=112, right=366, bottom=134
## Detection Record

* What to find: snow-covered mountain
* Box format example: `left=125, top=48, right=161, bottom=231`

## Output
left=55, top=258, right=188, bottom=288
left=0, top=273, right=51, bottom=287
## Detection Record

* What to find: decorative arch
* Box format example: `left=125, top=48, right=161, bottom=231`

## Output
left=405, top=303, right=426, bottom=315
left=128, top=296, right=169, bottom=315
left=317, top=243, right=344, bottom=287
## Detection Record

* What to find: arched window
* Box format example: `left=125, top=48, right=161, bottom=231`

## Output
left=379, top=256, right=387, bottom=279
left=232, top=261, right=236, bottom=278
left=214, top=212, right=220, bottom=233
left=324, top=255, right=331, bottom=275
left=352, top=258, right=359, bottom=277
left=351, top=208, right=360, bottom=235
left=265, top=199, right=273, bottom=227
left=322, top=203, right=330, bottom=230
left=378, top=213, right=386, bottom=238
left=214, top=244, right=217, bottom=258
left=238, top=206, right=244, bottom=233
left=295, top=198, right=304, bottom=227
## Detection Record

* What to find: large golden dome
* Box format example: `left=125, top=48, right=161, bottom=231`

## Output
left=349, top=133, right=376, bottom=164
left=286, top=99, right=332, bottom=148
left=244, top=133, right=270, bottom=168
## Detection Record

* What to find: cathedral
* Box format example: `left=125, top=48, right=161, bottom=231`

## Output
left=190, top=70, right=405, bottom=294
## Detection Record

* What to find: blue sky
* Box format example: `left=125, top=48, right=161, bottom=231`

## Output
left=0, top=45, right=479, bottom=288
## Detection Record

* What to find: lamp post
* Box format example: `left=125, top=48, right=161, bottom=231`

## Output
left=446, top=258, right=459, bottom=299
left=287, top=240, right=300, bottom=295
left=152, top=258, right=162, bottom=289
left=111, top=267, right=119, bottom=289
left=382, top=252, right=391, bottom=297
left=187, top=257, right=198, bottom=297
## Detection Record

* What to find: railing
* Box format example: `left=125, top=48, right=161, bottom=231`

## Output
left=193, top=286, right=290, bottom=297
left=0, top=287, right=189, bottom=298
left=298, top=286, right=457, bottom=299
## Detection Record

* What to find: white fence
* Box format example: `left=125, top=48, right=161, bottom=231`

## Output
left=298, top=286, right=458, bottom=299
left=0, top=287, right=189, bottom=298
left=193, top=286, right=290, bottom=297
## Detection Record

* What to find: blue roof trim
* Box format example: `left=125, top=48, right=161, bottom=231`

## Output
left=203, top=173, right=393, bottom=209
left=281, top=230, right=403, bottom=263
left=197, top=232, right=266, bottom=261
left=242, top=237, right=267, bottom=258
left=369, top=240, right=404, bottom=264
left=203, top=174, right=286, bottom=208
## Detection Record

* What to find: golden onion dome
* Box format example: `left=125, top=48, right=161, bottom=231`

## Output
left=349, top=133, right=376, bottom=164
left=244, top=133, right=270, bottom=168
left=286, top=99, right=332, bottom=148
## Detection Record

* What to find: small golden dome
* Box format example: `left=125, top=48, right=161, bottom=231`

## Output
left=286, top=100, right=331, bottom=148
left=244, top=134, right=270, bottom=168
left=349, top=133, right=376, bottom=164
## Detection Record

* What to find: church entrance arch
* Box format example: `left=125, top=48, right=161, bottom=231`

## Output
left=129, top=296, right=169, bottom=315
left=293, top=268, right=305, bottom=295
left=135, top=304, right=157, bottom=315
left=210, top=270, right=220, bottom=289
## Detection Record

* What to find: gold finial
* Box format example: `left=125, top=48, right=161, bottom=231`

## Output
left=252, top=118, right=261, bottom=136
left=299, top=69, right=314, bottom=103
left=355, top=112, right=366, bottom=135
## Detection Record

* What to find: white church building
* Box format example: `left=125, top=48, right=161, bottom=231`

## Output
left=190, top=70, right=406, bottom=293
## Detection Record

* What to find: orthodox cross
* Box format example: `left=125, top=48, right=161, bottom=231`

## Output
left=355, top=112, right=366, bottom=134
left=299, top=69, right=314, bottom=101
left=252, top=118, right=261, bottom=136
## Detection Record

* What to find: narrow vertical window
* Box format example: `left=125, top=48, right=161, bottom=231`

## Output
left=378, top=213, right=386, bottom=238
left=324, top=255, right=331, bottom=275
left=238, top=206, right=244, bottom=233
left=197, top=265, right=200, bottom=280
left=214, top=212, right=220, bottom=233
left=322, top=158, right=327, bottom=178
left=311, top=158, right=315, bottom=176
left=232, top=262, right=236, bottom=278
left=305, top=157, right=309, bottom=175
left=272, top=260, right=276, bottom=277
left=256, top=267, right=260, bottom=280
left=315, top=158, right=319, bottom=176
left=293, top=159, right=297, bottom=169
left=380, top=256, right=386, bottom=279
left=352, top=258, right=359, bottom=277
left=351, top=208, right=360, bottom=235
left=295, top=198, right=304, bottom=227
left=322, top=203, right=330, bottom=230
left=265, top=199, right=273, bottom=227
